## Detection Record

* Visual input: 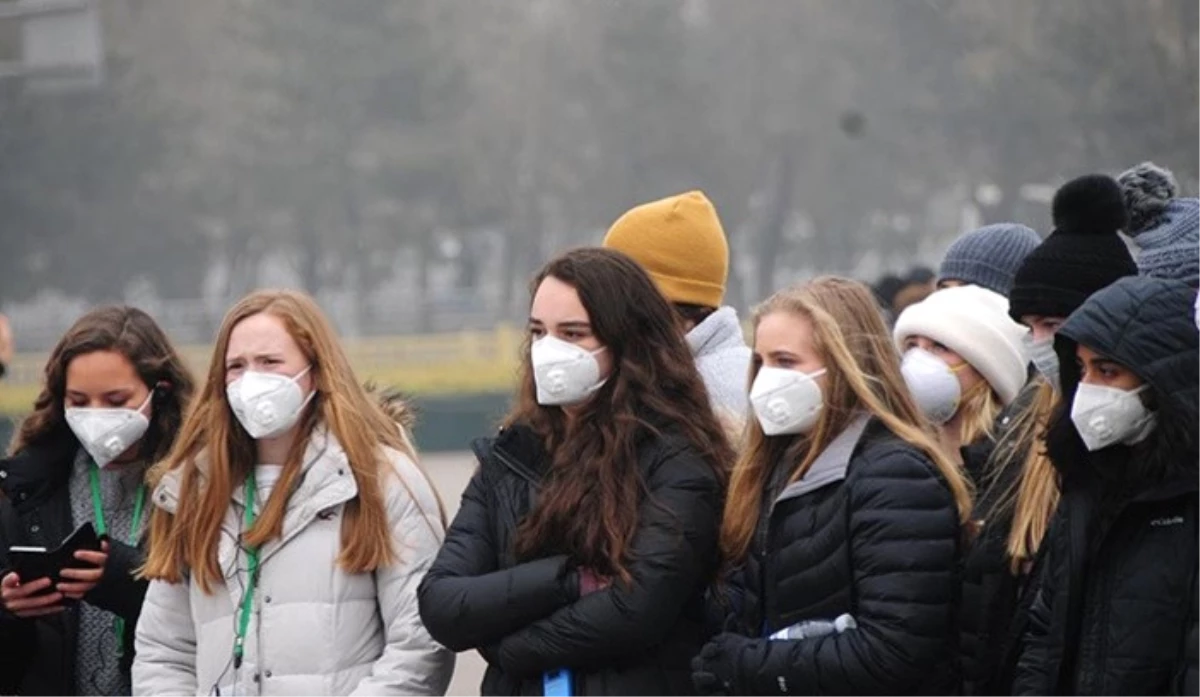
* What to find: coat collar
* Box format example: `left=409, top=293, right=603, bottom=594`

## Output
left=0, top=436, right=78, bottom=510
left=153, top=424, right=360, bottom=570
left=774, top=413, right=872, bottom=505
left=686, top=306, right=748, bottom=359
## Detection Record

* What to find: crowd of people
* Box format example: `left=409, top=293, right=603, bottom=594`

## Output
left=0, top=161, right=1196, bottom=696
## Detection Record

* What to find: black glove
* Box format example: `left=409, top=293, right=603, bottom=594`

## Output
left=692, top=632, right=752, bottom=695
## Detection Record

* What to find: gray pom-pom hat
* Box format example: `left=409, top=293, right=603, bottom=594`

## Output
left=1119, top=162, right=1199, bottom=287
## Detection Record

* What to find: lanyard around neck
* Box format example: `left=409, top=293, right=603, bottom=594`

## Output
left=87, top=461, right=147, bottom=657
left=234, top=470, right=260, bottom=668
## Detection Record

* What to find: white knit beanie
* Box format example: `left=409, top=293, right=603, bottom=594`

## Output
left=893, top=285, right=1029, bottom=405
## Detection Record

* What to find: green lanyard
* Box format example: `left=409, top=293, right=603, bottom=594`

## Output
left=87, top=462, right=146, bottom=658
left=234, top=471, right=260, bottom=668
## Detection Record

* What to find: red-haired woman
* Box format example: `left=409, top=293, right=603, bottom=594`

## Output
left=133, top=289, right=453, bottom=696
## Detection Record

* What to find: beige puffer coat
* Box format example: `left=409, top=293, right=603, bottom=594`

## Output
left=132, top=428, right=454, bottom=696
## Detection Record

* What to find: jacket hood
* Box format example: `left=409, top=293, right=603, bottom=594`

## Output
left=1050, top=276, right=1198, bottom=484
left=363, top=381, right=417, bottom=431
left=686, top=306, right=748, bottom=359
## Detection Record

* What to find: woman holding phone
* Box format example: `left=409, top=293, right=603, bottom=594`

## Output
left=0, top=306, right=195, bottom=695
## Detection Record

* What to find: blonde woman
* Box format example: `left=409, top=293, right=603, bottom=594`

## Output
left=960, top=173, right=1138, bottom=695
left=893, top=284, right=1028, bottom=474
left=132, top=290, right=453, bottom=696
left=692, top=277, right=971, bottom=695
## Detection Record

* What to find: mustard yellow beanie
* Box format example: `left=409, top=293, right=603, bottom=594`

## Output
left=602, top=191, right=729, bottom=308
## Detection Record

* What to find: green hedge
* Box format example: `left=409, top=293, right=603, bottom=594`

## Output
left=409, top=392, right=512, bottom=453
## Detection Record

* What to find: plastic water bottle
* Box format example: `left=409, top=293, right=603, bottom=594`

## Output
left=768, top=613, right=857, bottom=640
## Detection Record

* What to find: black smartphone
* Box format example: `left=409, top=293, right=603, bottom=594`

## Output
left=7, top=522, right=102, bottom=587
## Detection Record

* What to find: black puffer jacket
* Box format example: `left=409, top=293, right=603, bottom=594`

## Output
left=708, top=416, right=962, bottom=695
left=417, top=423, right=722, bottom=695
left=0, top=438, right=148, bottom=695
left=1015, top=276, right=1200, bottom=695
left=958, top=379, right=1046, bottom=695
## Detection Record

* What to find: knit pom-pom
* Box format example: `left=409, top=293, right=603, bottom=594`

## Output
left=1052, top=174, right=1128, bottom=236
left=1118, top=161, right=1178, bottom=235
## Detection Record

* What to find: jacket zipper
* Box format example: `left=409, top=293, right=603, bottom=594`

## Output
left=1080, top=496, right=1123, bottom=691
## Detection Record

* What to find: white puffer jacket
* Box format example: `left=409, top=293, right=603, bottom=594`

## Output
left=132, top=429, right=454, bottom=696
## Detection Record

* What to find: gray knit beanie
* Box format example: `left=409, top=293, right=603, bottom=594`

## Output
left=1118, top=162, right=1199, bottom=287
left=938, top=223, right=1043, bottom=297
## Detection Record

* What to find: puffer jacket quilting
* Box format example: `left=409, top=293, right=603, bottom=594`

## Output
left=713, top=416, right=963, bottom=695
left=418, top=423, right=723, bottom=696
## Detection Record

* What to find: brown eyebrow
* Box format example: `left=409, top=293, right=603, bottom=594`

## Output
left=225, top=352, right=282, bottom=363
left=766, top=350, right=801, bottom=361
left=66, top=388, right=134, bottom=401
left=528, top=318, right=591, bottom=331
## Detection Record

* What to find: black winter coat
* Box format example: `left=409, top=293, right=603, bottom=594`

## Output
left=417, top=423, right=723, bottom=696
left=958, top=380, right=1045, bottom=695
left=710, top=416, right=962, bottom=695
left=1014, top=276, right=1200, bottom=695
left=0, top=439, right=148, bottom=695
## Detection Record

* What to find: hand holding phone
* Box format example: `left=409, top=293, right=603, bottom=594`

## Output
left=0, top=572, right=64, bottom=618
left=57, top=540, right=109, bottom=600
left=7, top=522, right=101, bottom=588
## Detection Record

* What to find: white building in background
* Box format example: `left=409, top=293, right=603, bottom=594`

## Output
left=0, top=0, right=103, bottom=91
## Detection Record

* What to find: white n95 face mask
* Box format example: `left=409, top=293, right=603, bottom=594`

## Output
left=749, top=366, right=827, bottom=436
left=227, top=366, right=314, bottom=439
left=531, top=335, right=607, bottom=406
left=901, top=347, right=963, bottom=425
left=1023, top=335, right=1060, bottom=391
left=1071, top=382, right=1157, bottom=452
left=65, top=392, right=152, bottom=468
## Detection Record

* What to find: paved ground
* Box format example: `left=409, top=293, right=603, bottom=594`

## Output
left=421, top=451, right=488, bottom=696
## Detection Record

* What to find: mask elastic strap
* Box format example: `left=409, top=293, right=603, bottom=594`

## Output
left=135, top=390, right=154, bottom=415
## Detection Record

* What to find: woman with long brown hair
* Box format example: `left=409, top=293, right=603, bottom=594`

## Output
left=132, top=289, right=453, bottom=696
left=418, top=248, right=733, bottom=695
left=0, top=306, right=194, bottom=696
left=691, top=277, right=970, bottom=695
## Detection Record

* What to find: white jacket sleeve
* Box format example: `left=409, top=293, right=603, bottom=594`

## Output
left=132, top=577, right=198, bottom=696
left=351, top=452, right=455, bottom=696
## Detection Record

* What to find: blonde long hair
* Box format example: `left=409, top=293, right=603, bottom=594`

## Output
left=957, top=380, right=1005, bottom=449
left=981, top=378, right=1060, bottom=573
left=721, top=277, right=973, bottom=563
left=141, top=290, right=444, bottom=592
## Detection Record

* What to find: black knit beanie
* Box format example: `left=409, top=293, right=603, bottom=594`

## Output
left=1009, top=174, right=1138, bottom=322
